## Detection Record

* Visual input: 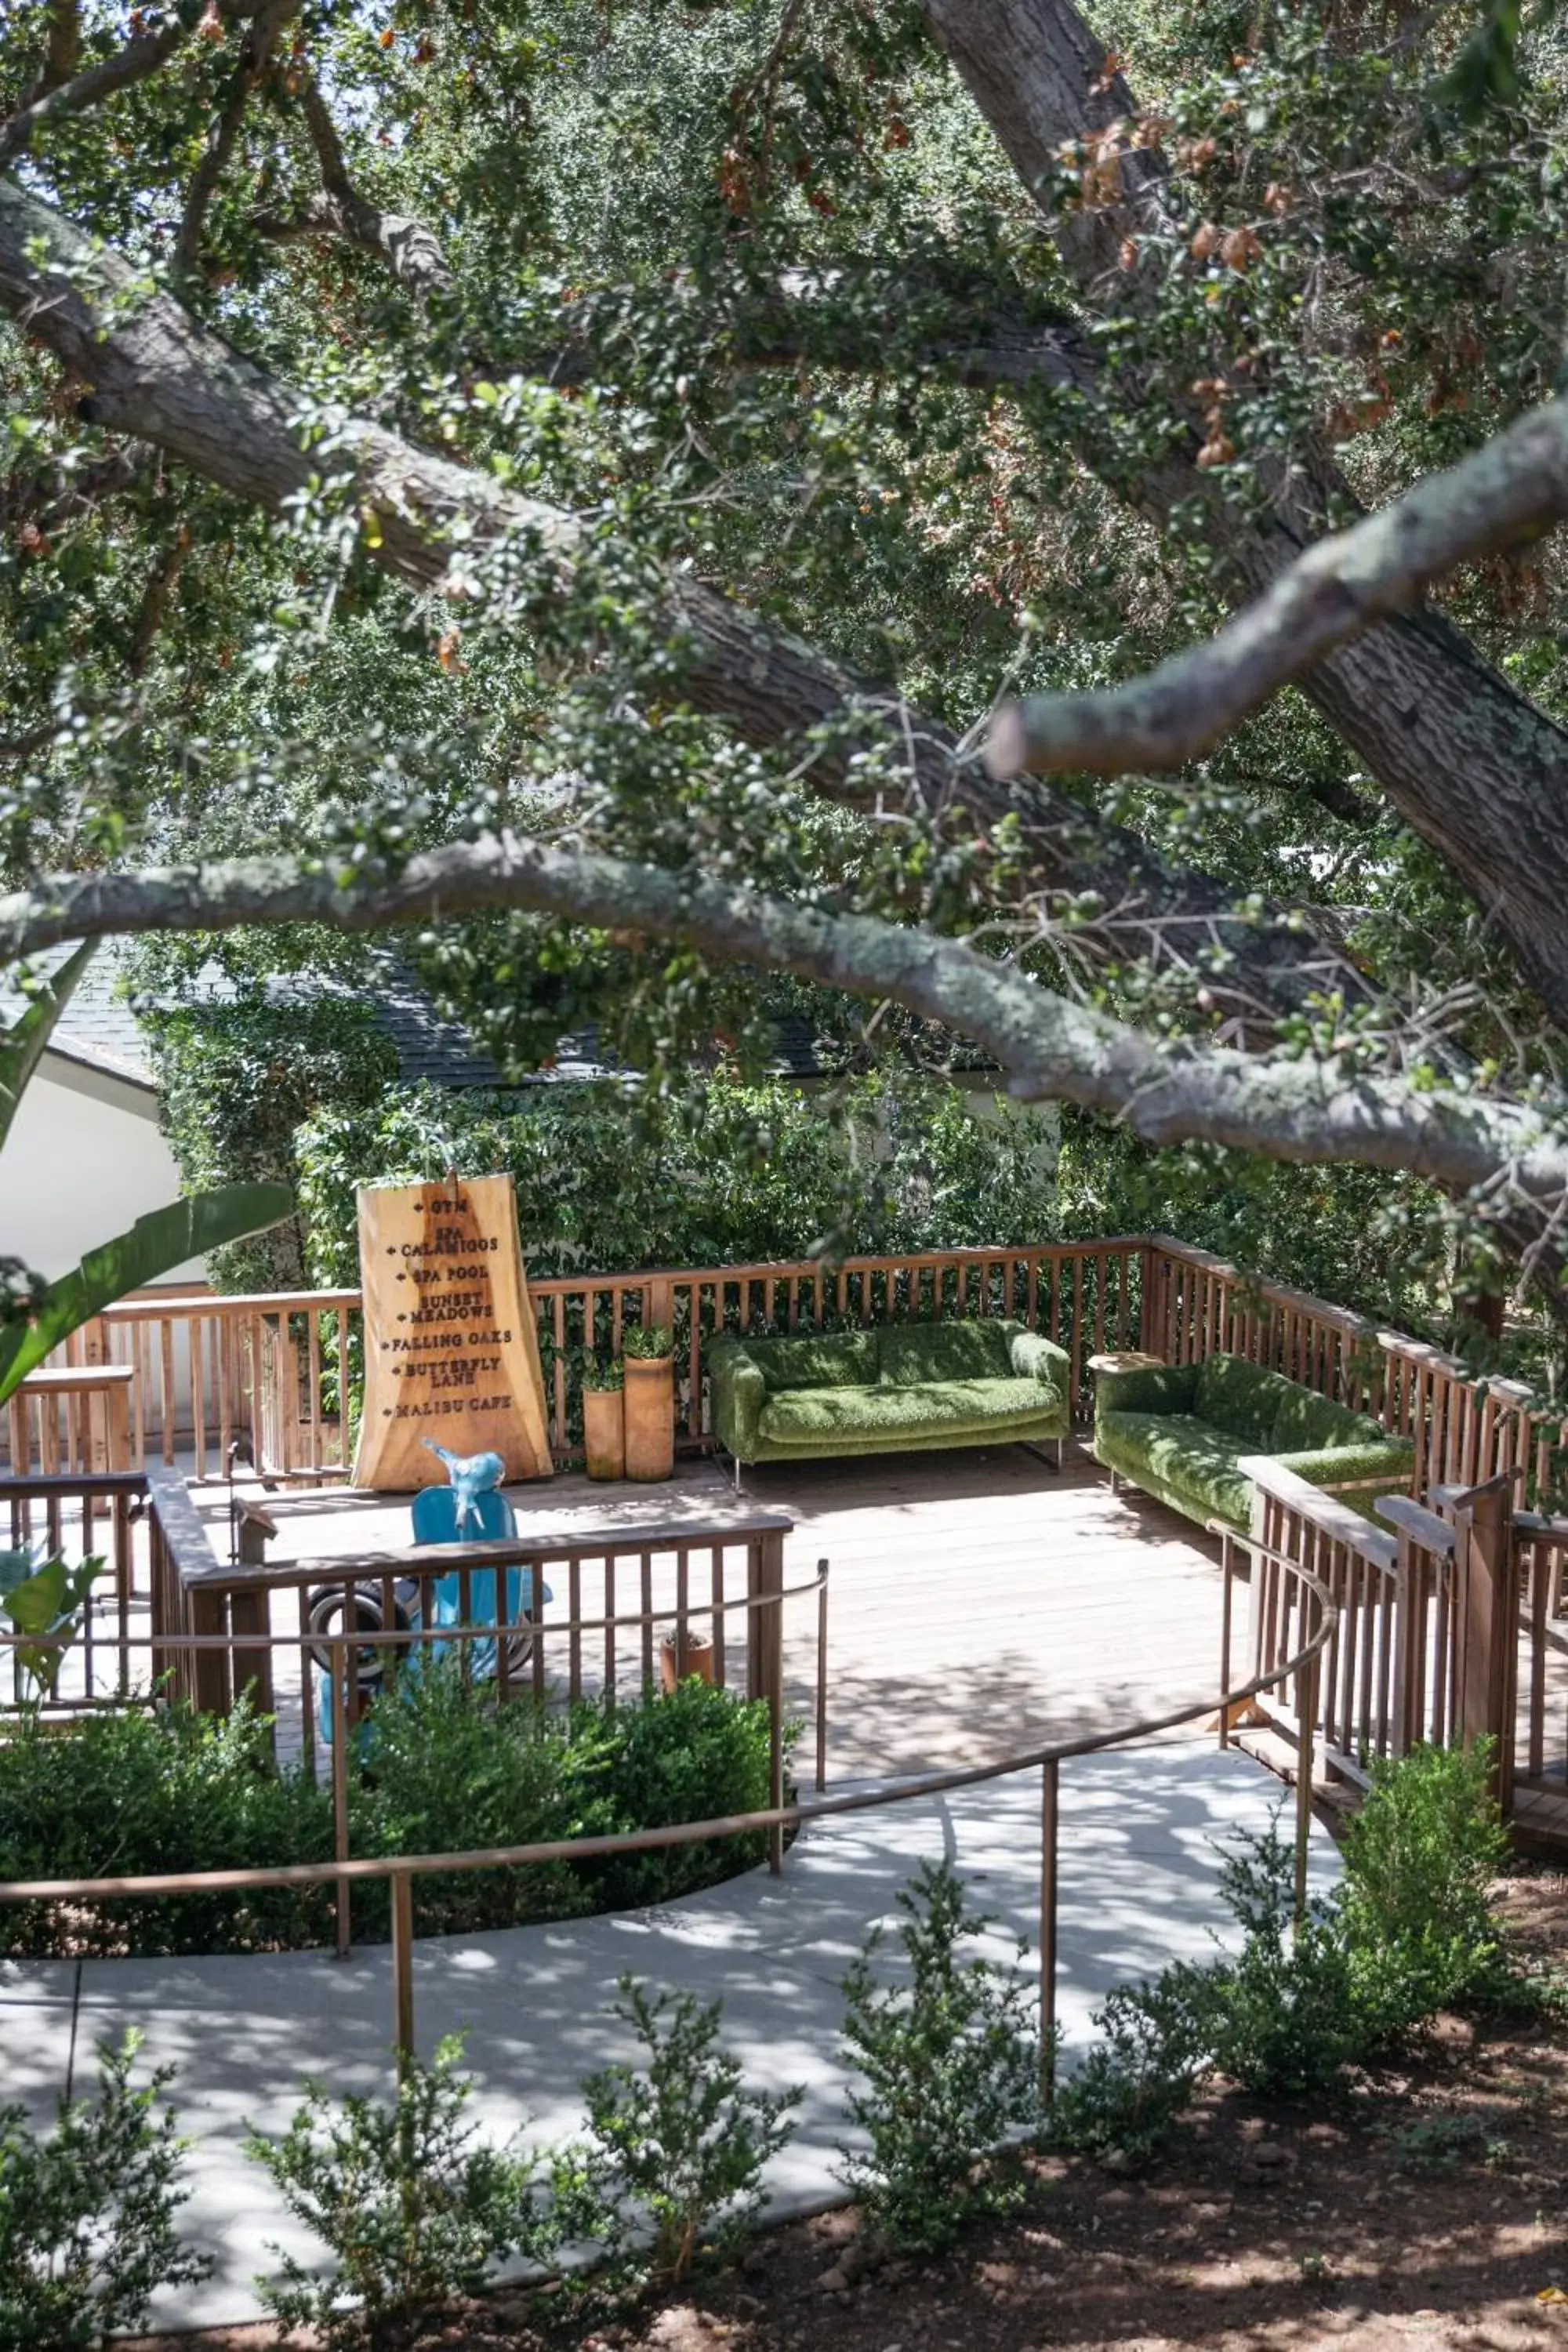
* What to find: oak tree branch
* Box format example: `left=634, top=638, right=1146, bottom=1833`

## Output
left=985, top=397, right=1568, bottom=779
left=1, top=840, right=1564, bottom=1207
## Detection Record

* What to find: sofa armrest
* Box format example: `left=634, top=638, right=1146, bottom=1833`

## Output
left=709, top=1344, right=766, bottom=1461
left=1094, top=1361, right=1197, bottom=1418
left=1009, top=1328, right=1071, bottom=1395
left=1273, top=1437, right=1414, bottom=1494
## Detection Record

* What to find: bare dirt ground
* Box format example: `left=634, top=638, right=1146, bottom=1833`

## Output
left=140, top=1865, right=1568, bottom=2352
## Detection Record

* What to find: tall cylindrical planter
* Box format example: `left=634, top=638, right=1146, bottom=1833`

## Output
left=582, top=1387, right=625, bottom=1481
left=660, top=1630, right=714, bottom=1693
left=622, top=1355, right=675, bottom=1481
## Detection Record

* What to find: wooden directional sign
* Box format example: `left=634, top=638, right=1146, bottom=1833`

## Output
left=352, top=1174, right=553, bottom=1490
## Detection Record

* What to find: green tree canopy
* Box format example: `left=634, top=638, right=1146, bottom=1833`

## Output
left=5, top=0, right=1568, bottom=1360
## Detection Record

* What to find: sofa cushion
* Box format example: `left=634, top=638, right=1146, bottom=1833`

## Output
left=1191, top=1353, right=1295, bottom=1446
left=878, top=1319, right=1012, bottom=1387
left=1269, top=1382, right=1379, bottom=1454
left=760, top=1375, right=1051, bottom=1446
left=1097, top=1409, right=1255, bottom=1528
left=748, top=1331, right=880, bottom=1394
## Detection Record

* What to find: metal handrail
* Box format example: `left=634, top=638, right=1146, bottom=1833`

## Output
left=0, top=1557, right=1338, bottom=2096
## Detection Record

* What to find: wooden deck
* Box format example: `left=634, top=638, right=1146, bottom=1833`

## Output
left=752, top=1441, right=1230, bottom=1775
left=191, top=1438, right=1234, bottom=1780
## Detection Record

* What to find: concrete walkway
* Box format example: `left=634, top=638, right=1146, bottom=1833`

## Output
left=0, top=1738, right=1338, bottom=2333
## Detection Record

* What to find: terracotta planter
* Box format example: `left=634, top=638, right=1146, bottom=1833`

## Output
left=660, top=1630, right=714, bottom=1693
left=622, top=1353, right=675, bottom=1481
left=582, top=1386, right=624, bottom=1481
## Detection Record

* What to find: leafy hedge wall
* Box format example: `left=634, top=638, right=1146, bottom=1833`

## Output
left=296, top=1072, right=1057, bottom=1284
left=148, top=997, right=398, bottom=1291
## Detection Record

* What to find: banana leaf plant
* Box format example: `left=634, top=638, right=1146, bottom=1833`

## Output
left=1, top=942, right=295, bottom=1407
left=0, top=1545, right=103, bottom=1697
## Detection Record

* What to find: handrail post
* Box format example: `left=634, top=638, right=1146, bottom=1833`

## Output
left=1392, top=1527, right=1419, bottom=1757
left=331, top=1637, right=352, bottom=1959
left=768, top=1686, right=785, bottom=1876
left=1218, top=1529, right=1234, bottom=1750
left=390, top=1867, right=415, bottom=2078
left=1039, top=1757, right=1059, bottom=2106
left=815, top=1558, right=829, bottom=1795
left=751, top=1530, right=786, bottom=1870
left=1294, top=1595, right=1317, bottom=1926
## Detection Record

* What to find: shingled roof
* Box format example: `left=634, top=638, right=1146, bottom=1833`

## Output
left=5, top=946, right=996, bottom=1094
left=0, top=942, right=527, bottom=1092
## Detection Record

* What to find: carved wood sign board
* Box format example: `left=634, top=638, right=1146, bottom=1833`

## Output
left=352, top=1174, right=553, bottom=1490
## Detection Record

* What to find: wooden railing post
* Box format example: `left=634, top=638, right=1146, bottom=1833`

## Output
left=1392, top=1526, right=1421, bottom=1757
left=188, top=1586, right=228, bottom=1717
left=332, top=1638, right=353, bottom=1959
left=230, top=1504, right=277, bottom=1726
left=815, top=1558, right=829, bottom=1794
left=1294, top=1611, right=1317, bottom=1923
left=1454, top=1472, right=1519, bottom=1808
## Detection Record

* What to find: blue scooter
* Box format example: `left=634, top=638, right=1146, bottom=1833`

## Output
left=310, top=1443, right=550, bottom=1744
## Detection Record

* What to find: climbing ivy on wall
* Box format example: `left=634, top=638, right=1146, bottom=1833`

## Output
left=148, top=1000, right=399, bottom=1292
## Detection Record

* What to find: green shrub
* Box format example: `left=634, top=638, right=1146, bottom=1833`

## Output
left=837, top=1860, right=1042, bottom=2250
left=1204, top=1824, right=1362, bottom=2100
left=0, top=1675, right=786, bottom=1957
left=0, top=1699, right=333, bottom=1958
left=0, top=2032, right=210, bottom=2350
left=245, top=2034, right=547, bottom=2352
left=551, top=1976, right=798, bottom=2295
left=1340, top=1739, right=1512, bottom=2035
left=1048, top=1967, right=1219, bottom=2162
left=575, top=1673, right=789, bottom=1910
left=350, top=1666, right=784, bottom=1937
left=1052, top=1746, right=1520, bottom=2164
left=347, top=1665, right=598, bottom=1940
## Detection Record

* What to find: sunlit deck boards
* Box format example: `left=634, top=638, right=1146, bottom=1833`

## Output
left=745, top=1443, right=1230, bottom=1775
left=186, top=1439, right=1234, bottom=1780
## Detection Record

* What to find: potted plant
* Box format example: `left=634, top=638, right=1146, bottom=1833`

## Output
left=659, top=1624, right=714, bottom=1692
left=581, top=1358, right=625, bottom=1482
left=622, top=1324, right=675, bottom=1481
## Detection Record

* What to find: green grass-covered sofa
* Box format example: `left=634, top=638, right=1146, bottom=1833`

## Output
left=1093, top=1351, right=1414, bottom=1534
left=709, top=1319, right=1071, bottom=1469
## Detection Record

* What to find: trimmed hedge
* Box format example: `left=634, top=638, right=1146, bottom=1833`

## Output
left=0, top=1673, right=787, bottom=1958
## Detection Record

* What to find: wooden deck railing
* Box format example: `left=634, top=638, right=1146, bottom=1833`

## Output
left=1232, top=1460, right=1459, bottom=1791
left=1230, top=1456, right=1566, bottom=1831
left=9, top=1232, right=1568, bottom=1531
left=2, top=1240, right=1145, bottom=1481
left=4, top=1464, right=824, bottom=1814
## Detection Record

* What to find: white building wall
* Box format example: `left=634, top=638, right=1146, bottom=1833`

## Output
left=0, top=1054, right=201, bottom=1282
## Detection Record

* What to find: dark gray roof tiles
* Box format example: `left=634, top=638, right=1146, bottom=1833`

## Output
left=4, top=946, right=996, bottom=1092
